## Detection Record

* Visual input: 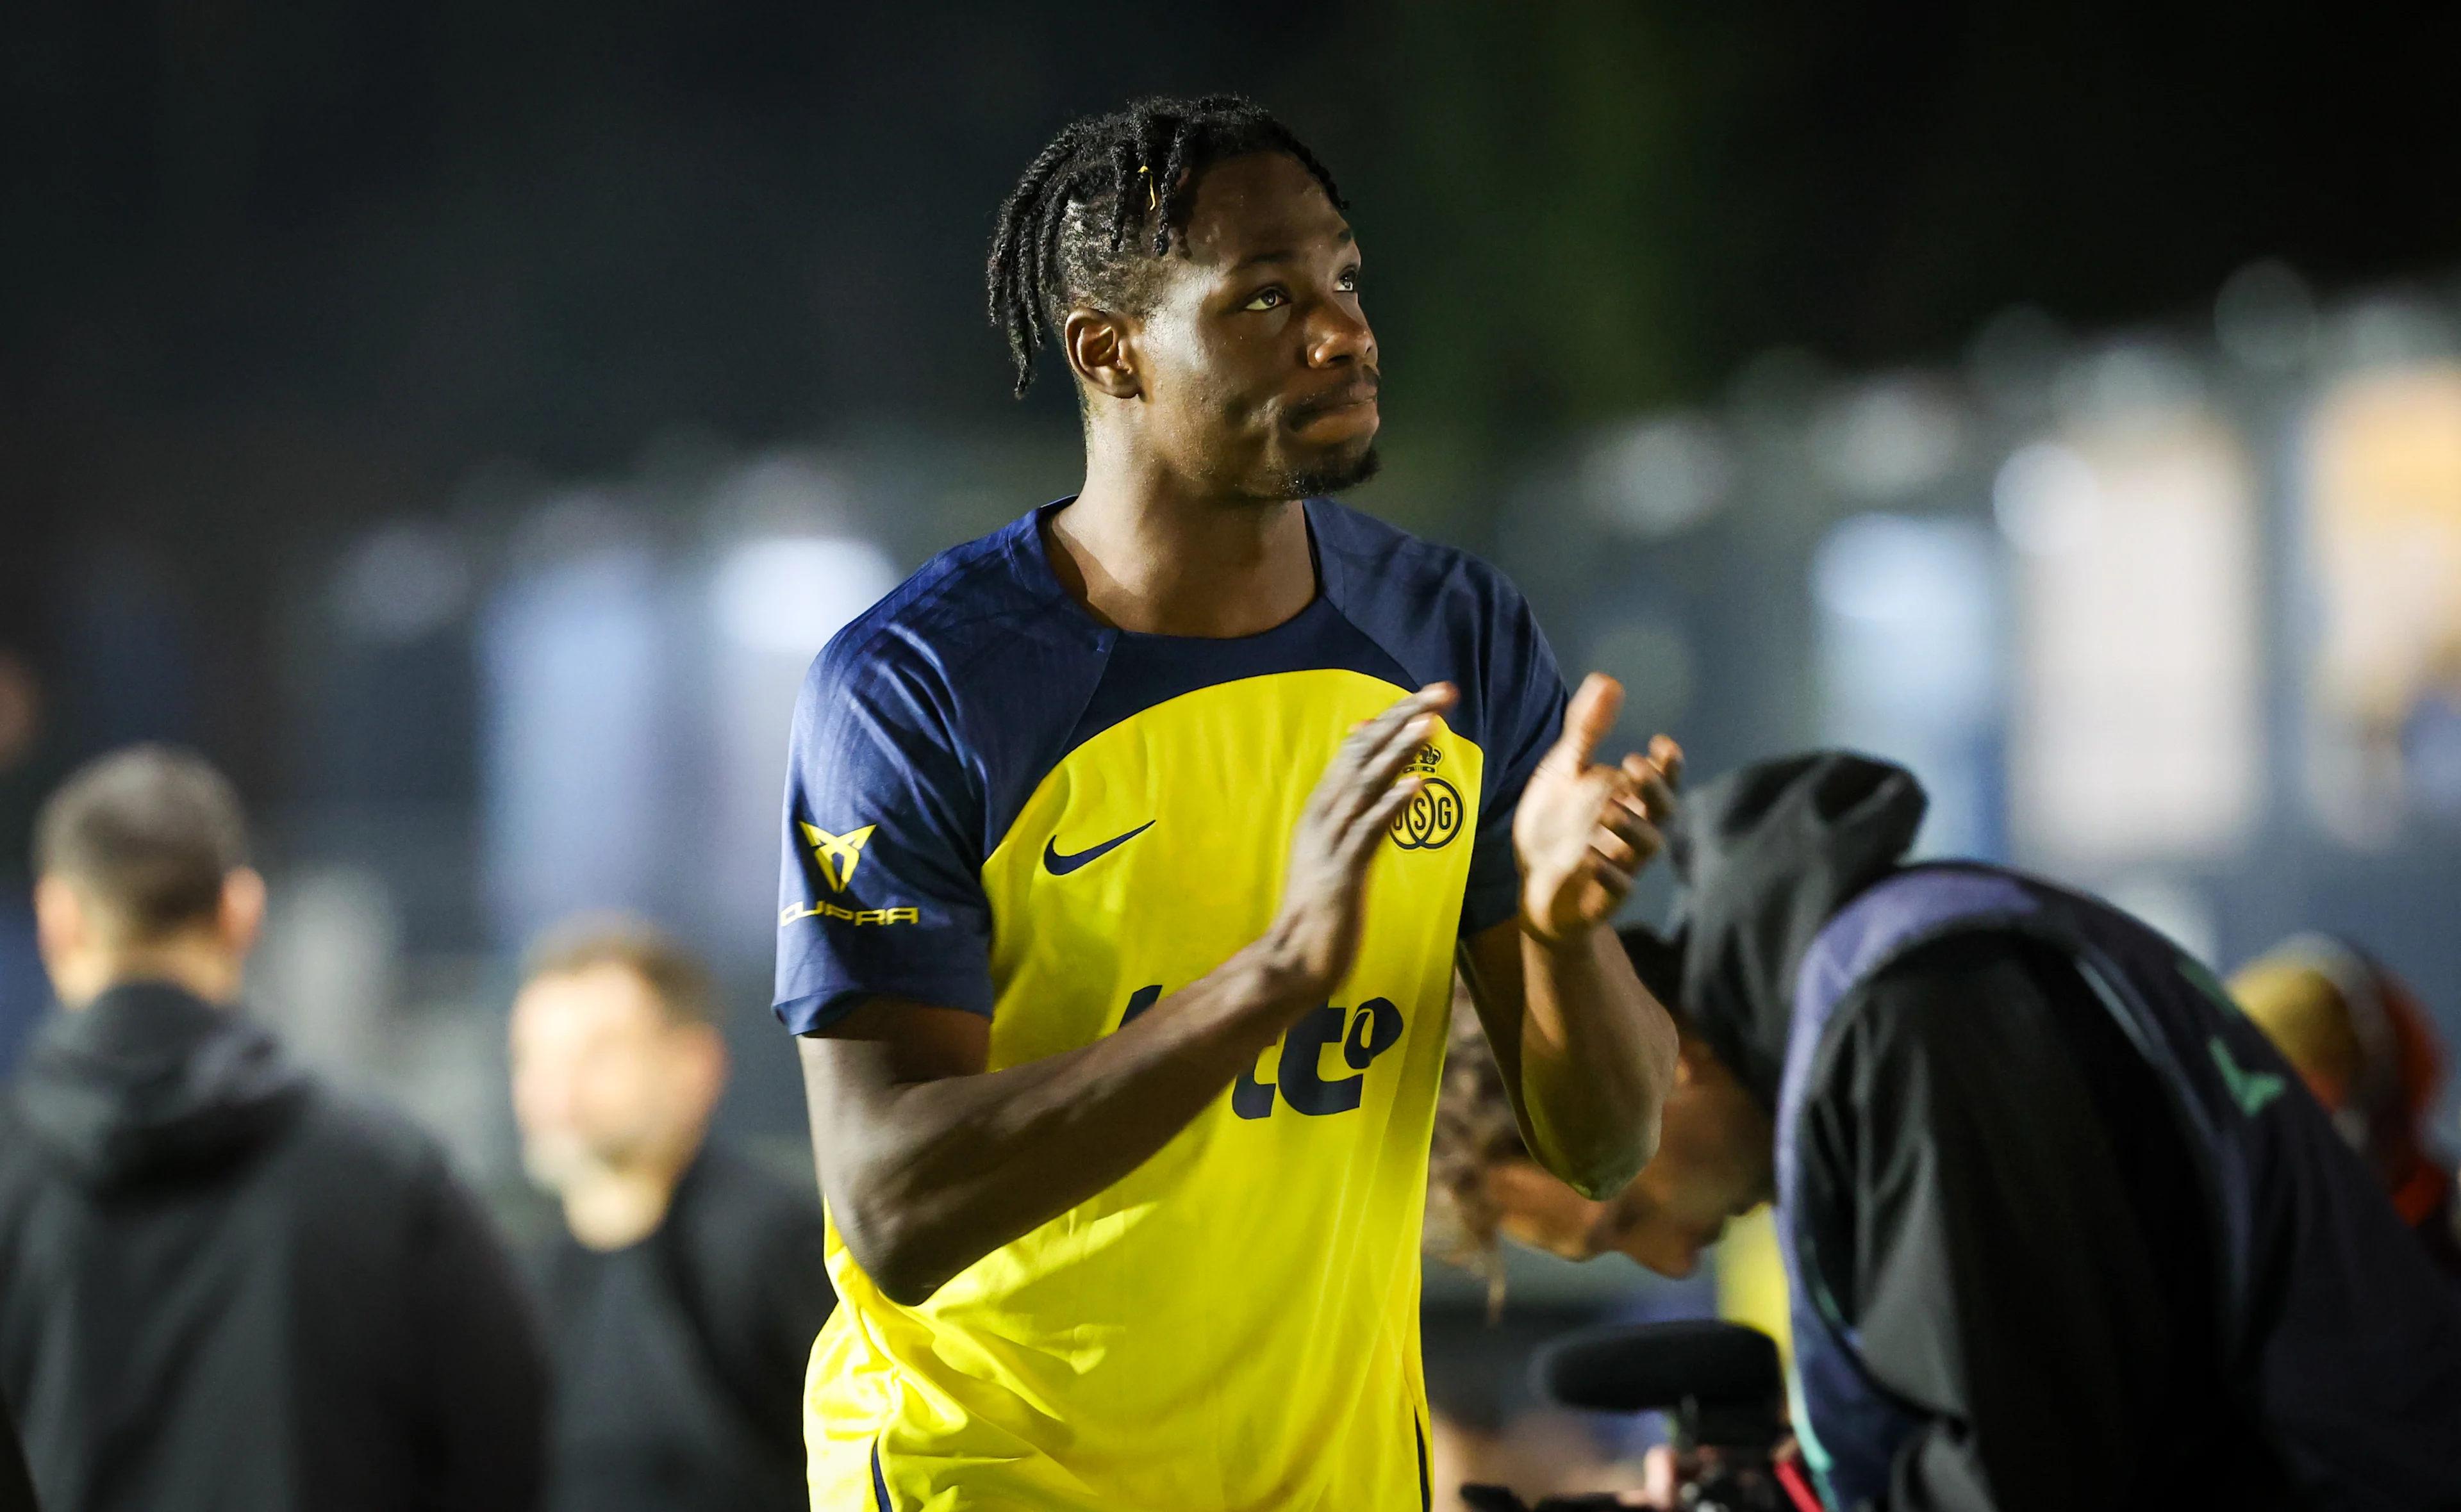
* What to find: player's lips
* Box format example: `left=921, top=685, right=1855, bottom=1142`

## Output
left=1284, top=378, right=1381, bottom=435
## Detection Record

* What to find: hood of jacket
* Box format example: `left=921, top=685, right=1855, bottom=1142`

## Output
left=10, top=982, right=307, bottom=1190
left=1664, top=752, right=1928, bottom=1111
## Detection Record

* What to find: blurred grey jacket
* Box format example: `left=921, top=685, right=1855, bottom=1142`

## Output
left=0, top=982, right=547, bottom=1512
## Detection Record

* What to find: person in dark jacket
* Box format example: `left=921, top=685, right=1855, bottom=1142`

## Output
left=0, top=744, right=548, bottom=1512
left=510, top=914, right=833, bottom=1512
left=1439, top=752, right=2461, bottom=1512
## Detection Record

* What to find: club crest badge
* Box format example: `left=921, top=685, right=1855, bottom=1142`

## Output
left=1389, top=744, right=1463, bottom=851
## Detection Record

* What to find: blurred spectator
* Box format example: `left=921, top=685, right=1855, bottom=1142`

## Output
left=2229, top=934, right=2461, bottom=1275
left=511, top=914, right=831, bottom=1512
left=1429, top=939, right=1771, bottom=1303
left=0, top=649, right=64, bottom=1078
left=0, top=744, right=547, bottom=1512
left=1425, top=943, right=1769, bottom=1511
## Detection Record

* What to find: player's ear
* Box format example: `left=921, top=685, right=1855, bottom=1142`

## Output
left=1063, top=308, right=1141, bottom=400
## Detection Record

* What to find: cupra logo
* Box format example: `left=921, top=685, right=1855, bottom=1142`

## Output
left=800, top=823, right=875, bottom=891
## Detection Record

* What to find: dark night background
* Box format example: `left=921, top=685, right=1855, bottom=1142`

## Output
left=10, top=1, right=2461, bottom=789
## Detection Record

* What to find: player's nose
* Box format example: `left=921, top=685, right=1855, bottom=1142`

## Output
left=1305, top=301, right=1375, bottom=369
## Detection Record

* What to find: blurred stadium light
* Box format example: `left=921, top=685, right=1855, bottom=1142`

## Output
left=2214, top=261, right=2320, bottom=372
left=1582, top=413, right=1734, bottom=541
left=1809, top=377, right=1966, bottom=502
left=333, top=523, right=474, bottom=646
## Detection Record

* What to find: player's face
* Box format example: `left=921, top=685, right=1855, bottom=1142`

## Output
left=1132, top=152, right=1380, bottom=500
left=1489, top=1039, right=1774, bottom=1278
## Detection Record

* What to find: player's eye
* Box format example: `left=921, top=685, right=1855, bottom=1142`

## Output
left=1337, top=266, right=1359, bottom=292
left=1243, top=286, right=1288, bottom=312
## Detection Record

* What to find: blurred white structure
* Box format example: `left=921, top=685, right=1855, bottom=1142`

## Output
left=2302, top=362, right=2461, bottom=841
left=479, top=504, right=670, bottom=947
left=1999, top=412, right=2260, bottom=868
left=1813, top=513, right=2001, bottom=859
left=706, top=533, right=899, bottom=941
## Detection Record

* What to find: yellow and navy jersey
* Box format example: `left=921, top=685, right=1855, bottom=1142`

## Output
left=775, top=498, right=1564, bottom=1511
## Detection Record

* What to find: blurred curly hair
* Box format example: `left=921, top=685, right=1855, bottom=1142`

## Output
left=1425, top=928, right=1690, bottom=1318
left=1426, top=982, right=1528, bottom=1319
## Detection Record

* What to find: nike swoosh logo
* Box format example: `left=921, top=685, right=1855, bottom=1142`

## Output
left=1042, top=821, right=1155, bottom=876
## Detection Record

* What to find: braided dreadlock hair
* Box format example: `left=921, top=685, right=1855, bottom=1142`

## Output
left=986, top=95, right=1347, bottom=398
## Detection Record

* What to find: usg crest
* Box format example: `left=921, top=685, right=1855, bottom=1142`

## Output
left=1389, top=745, right=1463, bottom=851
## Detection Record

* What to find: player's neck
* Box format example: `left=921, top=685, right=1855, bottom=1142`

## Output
left=1052, top=457, right=1315, bottom=639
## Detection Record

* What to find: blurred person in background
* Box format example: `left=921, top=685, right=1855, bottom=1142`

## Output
left=512, top=914, right=832, bottom=1512
left=1441, top=752, right=2461, bottom=1512
left=2228, top=934, right=2461, bottom=1276
left=784, top=94, right=1680, bottom=1509
left=1425, top=934, right=1769, bottom=1511
left=0, top=648, right=63, bottom=1079
left=0, top=744, right=547, bottom=1512
left=1429, top=928, right=1770, bottom=1297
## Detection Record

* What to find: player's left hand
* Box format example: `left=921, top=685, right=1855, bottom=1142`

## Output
left=1512, top=673, right=1682, bottom=948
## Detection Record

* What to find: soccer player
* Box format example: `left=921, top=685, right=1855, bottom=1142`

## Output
left=777, top=95, right=1680, bottom=1510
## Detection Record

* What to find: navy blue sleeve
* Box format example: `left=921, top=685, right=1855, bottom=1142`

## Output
left=773, top=635, right=995, bottom=1034
left=1459, top=589, right=1566, bottom=937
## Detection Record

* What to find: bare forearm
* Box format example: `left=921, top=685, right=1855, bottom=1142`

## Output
left=809, top=949, right=1309, bottom=1303
left=1513, top=926, right=1678, bottom=1196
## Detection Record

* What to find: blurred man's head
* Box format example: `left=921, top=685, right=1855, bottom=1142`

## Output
left=510, top=914, right=727, bottom=1231
left=1429, top=930, right=1774, bottom=1285
left=31, top=744, right=265, bottom=1008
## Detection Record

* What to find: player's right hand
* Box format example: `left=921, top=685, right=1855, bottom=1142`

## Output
left=1259, top=682, right=1459, bottom=1000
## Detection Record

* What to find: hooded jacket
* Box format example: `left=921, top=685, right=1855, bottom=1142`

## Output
left=1668, top=755, right=2304, bottom=1512
left=0, top=982, right=548, bottom=1512
left=1668, top=752, right=1926, bottom=1114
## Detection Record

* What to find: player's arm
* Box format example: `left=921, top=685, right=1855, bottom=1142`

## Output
left=1458, top=673, right=1680, bottom=1199
left=800, top=684, right=1456, bottom=1306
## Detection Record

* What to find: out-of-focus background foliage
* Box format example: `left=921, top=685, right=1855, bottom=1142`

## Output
left=9, top=2, right=2461, bottom=1494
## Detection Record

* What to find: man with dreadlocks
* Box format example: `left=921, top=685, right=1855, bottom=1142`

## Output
left=777, top=95, right=1680, bottom=1510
